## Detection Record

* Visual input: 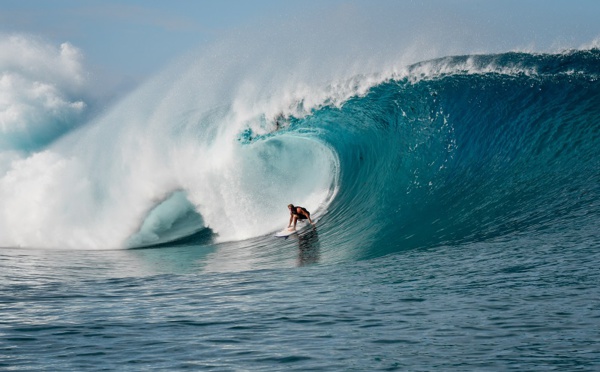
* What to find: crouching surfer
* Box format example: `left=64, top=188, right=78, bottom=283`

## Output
left=288, top=204, right=315, bottom=230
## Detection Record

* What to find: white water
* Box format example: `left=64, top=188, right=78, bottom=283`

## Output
left=0, top=34, right=346, bottom=249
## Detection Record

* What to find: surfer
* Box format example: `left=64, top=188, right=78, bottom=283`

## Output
left=288, top=204, right=314, bottom=230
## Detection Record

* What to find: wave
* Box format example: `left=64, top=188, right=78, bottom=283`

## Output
left=0, top=47, right=599, bottom=256
left=312, top=49, right=600, bottom=258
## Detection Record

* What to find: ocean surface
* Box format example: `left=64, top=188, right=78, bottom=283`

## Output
left=1, top=48, right=600, bottom=370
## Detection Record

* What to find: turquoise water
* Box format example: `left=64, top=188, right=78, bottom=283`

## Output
left=1, top=50, right=600, bottom=370
left=2, top=228, right=599, bottom=370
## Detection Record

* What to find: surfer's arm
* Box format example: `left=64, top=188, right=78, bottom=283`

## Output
left=288, top=214, right=293, bottom=227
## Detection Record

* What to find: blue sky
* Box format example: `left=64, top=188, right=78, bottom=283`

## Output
left=1, top=0, right=341, bottom=78
left=1, top=1, right=599, bottom=85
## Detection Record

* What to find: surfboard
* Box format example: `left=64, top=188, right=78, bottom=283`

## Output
left=274, top=219, right=315, bottom=238
left=274, top=227, right=297, bottom=238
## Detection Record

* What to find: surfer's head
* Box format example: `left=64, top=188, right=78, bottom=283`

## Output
left=288, top=204, right=294, bottom=211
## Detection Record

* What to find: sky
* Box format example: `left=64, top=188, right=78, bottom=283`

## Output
left=0, top=0, right=599, bottom=117
left=0, top=0, right=341, bottom=79
left=2, top=0, right=599, bottom=80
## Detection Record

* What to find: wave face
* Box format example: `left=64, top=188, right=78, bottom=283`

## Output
left=1, top=49, right=599, bottom=257
left=308, top=50, right=600, bottom=259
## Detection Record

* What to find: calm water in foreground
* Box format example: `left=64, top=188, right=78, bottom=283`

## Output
left=2, top=226, right=599, bottom=371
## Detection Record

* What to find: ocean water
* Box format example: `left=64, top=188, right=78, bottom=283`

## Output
left=1, top=48, right=600, bottom=370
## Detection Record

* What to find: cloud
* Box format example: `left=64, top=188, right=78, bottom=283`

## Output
left=0, top=34, right=88, bottom=151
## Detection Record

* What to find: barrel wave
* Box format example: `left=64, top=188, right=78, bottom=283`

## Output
left=129, top=48, right=600, bottom=261
left=1, top=49, right=599, bottom=264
